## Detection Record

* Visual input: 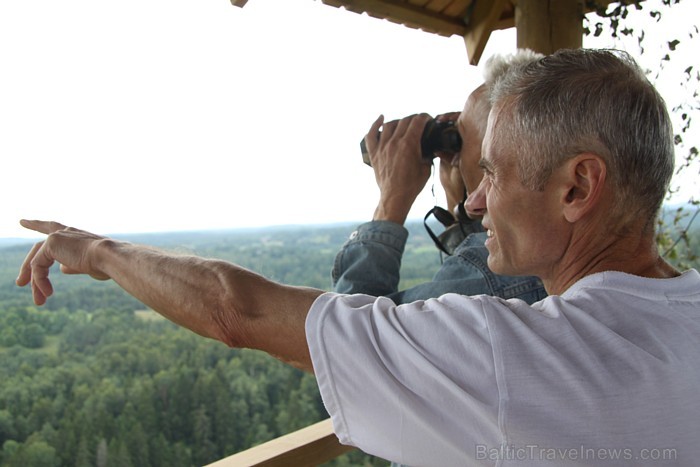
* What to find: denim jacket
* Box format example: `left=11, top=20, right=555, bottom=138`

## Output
left=332, top=221, right=547, bottom=305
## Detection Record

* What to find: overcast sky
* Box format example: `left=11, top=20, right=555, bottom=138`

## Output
left=1, top=0, right=697, bottom=239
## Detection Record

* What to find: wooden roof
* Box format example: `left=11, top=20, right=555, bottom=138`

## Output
left=231, top=0, right=625, bottom=65
left=320, top=0, right=516, bottom=65
left=229, top=0, right=515, bottom=64
left=319, top=0, right=516, bottom=38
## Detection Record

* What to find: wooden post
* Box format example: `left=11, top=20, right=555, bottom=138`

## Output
left=464, top=0, right=508, bottom=65
left=515, top=0, right=583, bottom=54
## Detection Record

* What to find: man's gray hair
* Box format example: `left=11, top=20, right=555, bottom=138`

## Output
left=489, top=48, right=674, bottom=227
left=469, top=49, right=545, bottom=137
left=482, top=49, right=544, bottom=89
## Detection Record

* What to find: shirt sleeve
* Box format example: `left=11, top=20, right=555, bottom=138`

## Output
left=331, top=221, right=408, bottom=296
left=305, top=292, right=503, bottom=466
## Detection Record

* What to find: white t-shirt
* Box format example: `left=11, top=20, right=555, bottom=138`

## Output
left=306, top=269, right=700, bottom=466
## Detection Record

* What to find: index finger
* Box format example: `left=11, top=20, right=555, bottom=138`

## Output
left=364, top=114, right=385, bottom=154
left=20, top=219, right=69, bottom=235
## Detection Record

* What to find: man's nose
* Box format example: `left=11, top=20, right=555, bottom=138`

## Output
left=465, top=178, right=487, bottom=219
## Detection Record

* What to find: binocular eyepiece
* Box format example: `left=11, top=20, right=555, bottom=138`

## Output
left=361, top=118, right=462, bottom=166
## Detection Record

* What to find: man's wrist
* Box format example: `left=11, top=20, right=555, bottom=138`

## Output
left=90, top=238, right=130, bottom=280
left=373, top=202, right=410, bottom=225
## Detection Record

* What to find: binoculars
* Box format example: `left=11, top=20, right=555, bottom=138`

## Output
left=361, top=118, right=462, bottom=166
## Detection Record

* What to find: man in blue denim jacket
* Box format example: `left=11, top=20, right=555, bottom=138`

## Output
left=333, top=51, right=547, bottom=305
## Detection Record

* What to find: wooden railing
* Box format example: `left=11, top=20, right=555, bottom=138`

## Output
left=205, top=418, right=354, bottom=467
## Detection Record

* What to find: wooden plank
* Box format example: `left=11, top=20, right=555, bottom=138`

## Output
left=463, top=0, right=508, bottom=65
left=317, top=0, right=635, bottom=49
left=425, top=0, right=461, bottom=14
left=408, top=0, right=432, bottom=7
left=493, top=16, right=516, bottom=31
left=205, top=419, right=354, bottom=467
left=321, top=0, right=468, bottom=36
left=439, top=0, right=474, bottom=18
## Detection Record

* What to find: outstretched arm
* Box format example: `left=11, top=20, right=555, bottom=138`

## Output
left=16, top=220, right=322, bottom=372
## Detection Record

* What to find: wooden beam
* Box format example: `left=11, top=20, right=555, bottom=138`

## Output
left=515, top=0, right=583, bottom=54
left=321, top=0, right=468, bottom=37
left=463, top=0, right=508, bottom=65
left=204, top=419, right=354, bottom=467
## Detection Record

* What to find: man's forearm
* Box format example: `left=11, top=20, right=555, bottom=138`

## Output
left=96, top=240, right=240, bottom=343
left=15, top=219, right=323, bottom=372
left=94, top=239, right=322, bottom=370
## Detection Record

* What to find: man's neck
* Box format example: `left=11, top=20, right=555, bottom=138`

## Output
left=542, top=229, right=681, bottom=295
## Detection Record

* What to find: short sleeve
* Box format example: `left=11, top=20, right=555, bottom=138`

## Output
left=305, top=292, right=503, bottom=466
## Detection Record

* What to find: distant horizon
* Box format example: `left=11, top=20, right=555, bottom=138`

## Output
left=4, top=200, right=698, bottom=245
left=2, top=217, right=430, bottom=245
left=1, top=218, right=368, bottom=245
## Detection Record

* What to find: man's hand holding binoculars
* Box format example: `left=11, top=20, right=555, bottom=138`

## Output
left=364, top=114, right=433, bottom=224
left=362, top=112, right=463, bottom=225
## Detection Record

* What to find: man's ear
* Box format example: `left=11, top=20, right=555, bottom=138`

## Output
left=560, top=154, right=607, bottom=223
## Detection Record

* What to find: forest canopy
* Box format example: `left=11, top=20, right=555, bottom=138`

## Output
left=0, top=222, right=442, bottom=467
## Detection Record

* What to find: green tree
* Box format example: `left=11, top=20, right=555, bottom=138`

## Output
left=0, top=410, right=16, bottom=445
left=74, top=435, right=92, bottom=467
left=192, top=405, right=218, bottom=465
left=107, top=438, right=133, bottom=467
left=5, top=439, right=59, bottom=467
left=0, top=328, right=18, bottom=348
left=95, top=438, right=108, bottom=467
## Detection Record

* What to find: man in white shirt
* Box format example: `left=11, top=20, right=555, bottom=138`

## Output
left=17, top=49, right=700, bottom=466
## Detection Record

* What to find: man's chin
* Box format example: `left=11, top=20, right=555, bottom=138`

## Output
left=486, top=255, right=503, bottom=274
left=486, top=255, right=519, bottom=277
